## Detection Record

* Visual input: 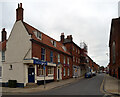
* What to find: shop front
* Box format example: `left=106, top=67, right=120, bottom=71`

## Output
left=23, top=59, right=56, bottom=85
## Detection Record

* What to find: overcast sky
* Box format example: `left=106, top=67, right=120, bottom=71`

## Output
left=0, top=0, right=119, bottom=67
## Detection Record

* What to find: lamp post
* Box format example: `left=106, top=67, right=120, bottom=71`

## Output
left=43, top=63, right=46, bottom=88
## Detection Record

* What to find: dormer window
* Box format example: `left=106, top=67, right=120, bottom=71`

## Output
left=34, top=30, right=42, bottom=40
left=51, top=40, right=56, bottom=47
left=62, top=46, right=66, bottom=52
left=37, top=32, right=42, bottom=40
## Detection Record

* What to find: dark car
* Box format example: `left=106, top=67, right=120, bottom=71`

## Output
left=92, top=71, right=96, bottom=76
left=85, top=72, right=92, bottom=78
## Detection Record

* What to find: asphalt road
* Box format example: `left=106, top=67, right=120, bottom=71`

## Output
left=31, top=73, right=105, bottom=95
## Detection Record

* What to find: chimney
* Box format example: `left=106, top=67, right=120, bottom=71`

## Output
left=67, top=35, right=73, bottom=41
left=60, top=33, right=65, bottom=43
left=16, top=3, right=24, bottom=21
left=1, top=28, right=7, bottom=42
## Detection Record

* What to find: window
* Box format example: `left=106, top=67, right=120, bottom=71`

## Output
left=112, top=41, right=116, bottom=64
left=48, top=67, right=53, bottom=74
left=67, top=58, right=69, bottom=65
left=64, top=56, right=66, bottom=64
left=2, top=51, right=5, bottom=61
left=78, top=50, right=80, bottom=54
left=37, top=65, right=43, bottom=76
left=62, top=46, right=66, bottom=51
left=9, top=65, right=12, bottom=70
left=68, top=68, right=70, bottom=76
left=58, top=54, right=60, bottom=63
left=73, top=46, right=74, bottom=51
left=51, top=40, right=56, bottom=47
left=50, top=51, right=53, bottom=62
left=76, top=48, right=77, bottom=53
left=64, top=68, right=66, bottom=76
left=37, top=32, right=42, bottom=40
left=41, top=48, right=45, bottom=61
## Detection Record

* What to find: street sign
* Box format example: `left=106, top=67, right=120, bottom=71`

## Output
left=33, top=59, right=47, bottom=65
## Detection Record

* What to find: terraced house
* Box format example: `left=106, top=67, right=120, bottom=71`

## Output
left=2, top=3, right=73, bottom=87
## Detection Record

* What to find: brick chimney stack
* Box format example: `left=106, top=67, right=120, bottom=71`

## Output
left=67, top=35, right=73, bottom=41
left=60, top=33, right=65, bottom=43
left=16, top=3, right=24, bottom=21
left=1, top=28, right=7, bottom=42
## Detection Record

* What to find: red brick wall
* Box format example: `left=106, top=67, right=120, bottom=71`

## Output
left=109, top=18, right=120, bottom=79
left=32, top=41, right=73, bottom=80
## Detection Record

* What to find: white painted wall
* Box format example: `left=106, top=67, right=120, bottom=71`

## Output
left=2, top=20, right=32, bottom=84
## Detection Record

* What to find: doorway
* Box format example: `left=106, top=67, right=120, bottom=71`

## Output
left=28, top=67, right=35, bottom=83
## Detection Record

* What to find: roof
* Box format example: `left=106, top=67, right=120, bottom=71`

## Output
left=0, top=40, right=7, bottom=51
left=23, top=22, right=71, bottom=56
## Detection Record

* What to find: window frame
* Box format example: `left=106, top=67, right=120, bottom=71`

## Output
left=41, top=48, right=46, bottom=61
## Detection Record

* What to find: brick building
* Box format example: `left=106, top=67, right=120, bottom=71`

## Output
left=87, top=56, right=99, bottom=73
left=2, top=3, right=73, bottom=87
left=109, top=18, right=120, bottom=79
left=60, top=33, right=85, bottom=77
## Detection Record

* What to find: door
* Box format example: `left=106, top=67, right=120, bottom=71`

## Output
left=58, top=69, right=60, bottom=80
left=118, top=67, right=120, bottom=79
left=28, top=67, right=35, bottom=83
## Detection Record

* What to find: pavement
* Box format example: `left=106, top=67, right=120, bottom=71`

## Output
left=103, top=74, right=120, bottom=96
left=2, top=76, right=84, bottom=95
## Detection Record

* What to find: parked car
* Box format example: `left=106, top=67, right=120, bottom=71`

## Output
left=92, top=71, right=96, bottom=76
left=85, top=72, right=92, bottom=78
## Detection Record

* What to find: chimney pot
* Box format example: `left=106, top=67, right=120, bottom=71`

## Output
left=16, top=3, right=24, bottom=21
left=1, top=28, right=7, bottom=42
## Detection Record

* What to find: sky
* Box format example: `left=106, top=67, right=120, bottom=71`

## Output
left=0, top=0, right=119, bottom=67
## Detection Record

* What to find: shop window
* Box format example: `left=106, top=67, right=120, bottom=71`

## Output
left=50, top=51, right=53, bottom=62
left=64, top=68, right=66, bottom=76
left=58, top=54, right=60, bottom=63
left=48, top=67, right=53, bottom=74
left=68, top=68, right=70, bottom=76
left=41, top=48, right=45, bottom=61
left=38, top=65, right=43, bottom=76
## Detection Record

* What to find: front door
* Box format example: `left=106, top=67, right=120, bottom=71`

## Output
left=118, top=67, right=120, bottom=79
left=28, top=67, right=35, bottom=83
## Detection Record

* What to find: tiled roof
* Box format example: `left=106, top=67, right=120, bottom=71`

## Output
left=23, top=22, right=71, bottom=55
left=0, top=40, right=6, bottom=51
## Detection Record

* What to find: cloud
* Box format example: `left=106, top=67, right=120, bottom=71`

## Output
left=0, top=0, right=119, bottom=67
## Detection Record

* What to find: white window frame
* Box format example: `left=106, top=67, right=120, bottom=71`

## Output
left=58, top=54, right=60, bottom=63
left=68, top=68, right=70, bottom=76
left=67, top=57, right=69, bottom=65
left=64, top=68, right=66, bottom=76
left=64, top=56, right=66, bottom=64
left=37, top=31, right=42, bottom=40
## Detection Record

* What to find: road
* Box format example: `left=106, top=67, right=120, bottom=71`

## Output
left=30, top=73, right=105, bottom=95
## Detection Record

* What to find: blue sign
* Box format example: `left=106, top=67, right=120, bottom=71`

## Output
left=33, top=59, right=47, bottom=65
